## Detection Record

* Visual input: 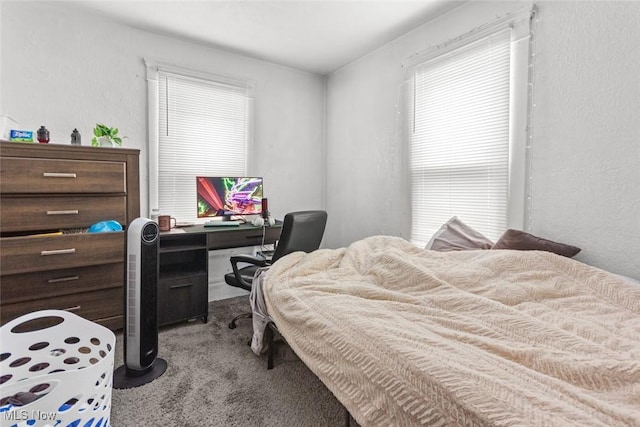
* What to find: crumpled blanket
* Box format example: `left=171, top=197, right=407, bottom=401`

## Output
left=260, top=235, right=640, bottom=427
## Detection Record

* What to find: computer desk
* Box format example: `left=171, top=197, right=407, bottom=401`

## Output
left=157, top=221, right=282, bottom=327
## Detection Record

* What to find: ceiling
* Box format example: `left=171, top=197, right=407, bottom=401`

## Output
left=61, top=0, right=464, bottom=75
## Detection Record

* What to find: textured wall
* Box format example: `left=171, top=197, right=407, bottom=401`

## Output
left=2, top=2, right=637, bottom=279
left=325, top=1, right=528, bottom=248
left=530, top=1, right=640, bottom=278
left=326, top=1, right=639, bottom=279
left=0, top=1, right=326, bottom=221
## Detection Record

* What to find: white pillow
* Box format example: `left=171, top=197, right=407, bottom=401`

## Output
left=425, top=216, right=494, bottom=251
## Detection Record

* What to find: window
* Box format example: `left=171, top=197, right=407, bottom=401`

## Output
left=146, top=61, right=253, bottom=221
left=406, top=9, right=534, bottom=246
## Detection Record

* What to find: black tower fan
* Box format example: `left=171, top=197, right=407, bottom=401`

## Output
left=114, top=218, right=167, bottom=388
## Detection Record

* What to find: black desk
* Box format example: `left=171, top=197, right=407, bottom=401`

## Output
left=157, top=222, right=282, bottom=326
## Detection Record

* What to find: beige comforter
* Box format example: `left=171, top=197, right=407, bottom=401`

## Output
left=262, top=235, right=640, bottom=427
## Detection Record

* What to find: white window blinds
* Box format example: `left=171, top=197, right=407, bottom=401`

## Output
left=409, top=28, right=513, bottom=246
left=155, top=70, right=251, bottom=222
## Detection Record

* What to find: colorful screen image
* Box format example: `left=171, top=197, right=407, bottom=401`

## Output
left=197, top=177, right=263, bottom=218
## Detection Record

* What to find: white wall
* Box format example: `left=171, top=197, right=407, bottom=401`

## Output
left=3, top=1, right=638, bottom=280
left=326, top=1, right=640, bottom=279
left=0, top=1, right=326, bottom=221
left=325, top=1, right=529, bottom=246
left=530, top=1, right=640, bottom=279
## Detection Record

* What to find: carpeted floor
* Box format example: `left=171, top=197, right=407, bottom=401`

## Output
left=111, top=297, right=348, bottom=427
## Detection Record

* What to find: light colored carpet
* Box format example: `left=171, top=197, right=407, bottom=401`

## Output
left=111, top=297, right=348, bottom=426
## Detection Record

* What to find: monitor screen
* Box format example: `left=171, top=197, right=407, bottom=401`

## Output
left=196, top=176, right=263, bottom=218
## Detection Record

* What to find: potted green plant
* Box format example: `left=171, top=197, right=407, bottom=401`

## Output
left=91, top=123, right=126, bottom=147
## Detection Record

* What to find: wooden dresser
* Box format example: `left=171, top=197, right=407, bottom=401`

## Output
left=0, top=140, right=140, bottom=330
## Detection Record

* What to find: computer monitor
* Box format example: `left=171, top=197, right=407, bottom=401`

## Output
left=196, top=176, right=263, bottom=219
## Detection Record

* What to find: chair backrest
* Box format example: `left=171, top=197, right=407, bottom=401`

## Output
left=271, top=210, right=328, bottom=263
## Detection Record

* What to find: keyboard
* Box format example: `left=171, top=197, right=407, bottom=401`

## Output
left=203, top=220, right=241, bottom=227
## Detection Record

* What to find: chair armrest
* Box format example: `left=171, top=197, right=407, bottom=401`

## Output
left=230, top=254, right=269, bottom=267
left=230, top=255, right=269, bottom=289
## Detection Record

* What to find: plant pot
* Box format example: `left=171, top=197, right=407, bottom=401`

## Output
left=98, top=136, right=114, bottom=147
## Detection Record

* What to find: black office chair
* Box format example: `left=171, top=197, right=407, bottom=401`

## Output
left=224, top=210, right=328, bottom=329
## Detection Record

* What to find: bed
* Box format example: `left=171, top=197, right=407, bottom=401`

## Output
left=253, top=235, right=640, bottom=426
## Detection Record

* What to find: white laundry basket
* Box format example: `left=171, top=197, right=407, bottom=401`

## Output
left=0, top=310, right=116, bottom=427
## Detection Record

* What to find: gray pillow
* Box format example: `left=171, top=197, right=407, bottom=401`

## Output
left=492, top=229, right=581, bottom=258
left=425, top=216, right=494, bottom=251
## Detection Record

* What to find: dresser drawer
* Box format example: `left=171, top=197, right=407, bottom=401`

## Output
left=0, top=196, right=127, bottom=232
left=0, top=232, right=124, bottom=275
left=0, top=157, right=125, bottom=194
left=1, top=263, right=123, bottom=304
left=1, top=287, right=123, bottom=325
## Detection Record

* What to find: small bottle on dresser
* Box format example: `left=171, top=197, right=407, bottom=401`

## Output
left=36, top=126, right=50, bottom=143
left=71, top=128, right=81, bottom=145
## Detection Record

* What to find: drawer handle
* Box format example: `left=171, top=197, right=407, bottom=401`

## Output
left=170, top=283, right=193, bottom=289
left=41, top=248, right=76, bottom=256
left=48, top=275, right=80, bottom=283
left=46, top=210, right=79, bottom=215
left=245, top=235, right=262, bottom=239
left=63, top=305, right=81, bottom=312
left=42, top=172, right=77, bottom=178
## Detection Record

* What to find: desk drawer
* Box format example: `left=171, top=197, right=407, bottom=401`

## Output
left=0, top=196, right=127, bottom=232
left=0, top=157, right=125, bottom=194
left=1, top=263, right=123, bottom=304
left=0, top=232, right=124, bottom=275
left=1, top=286, right=123, bottom=326
left=158, top=275, right=208, bottom=326
left=207, top=226, right=281, bottom=249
